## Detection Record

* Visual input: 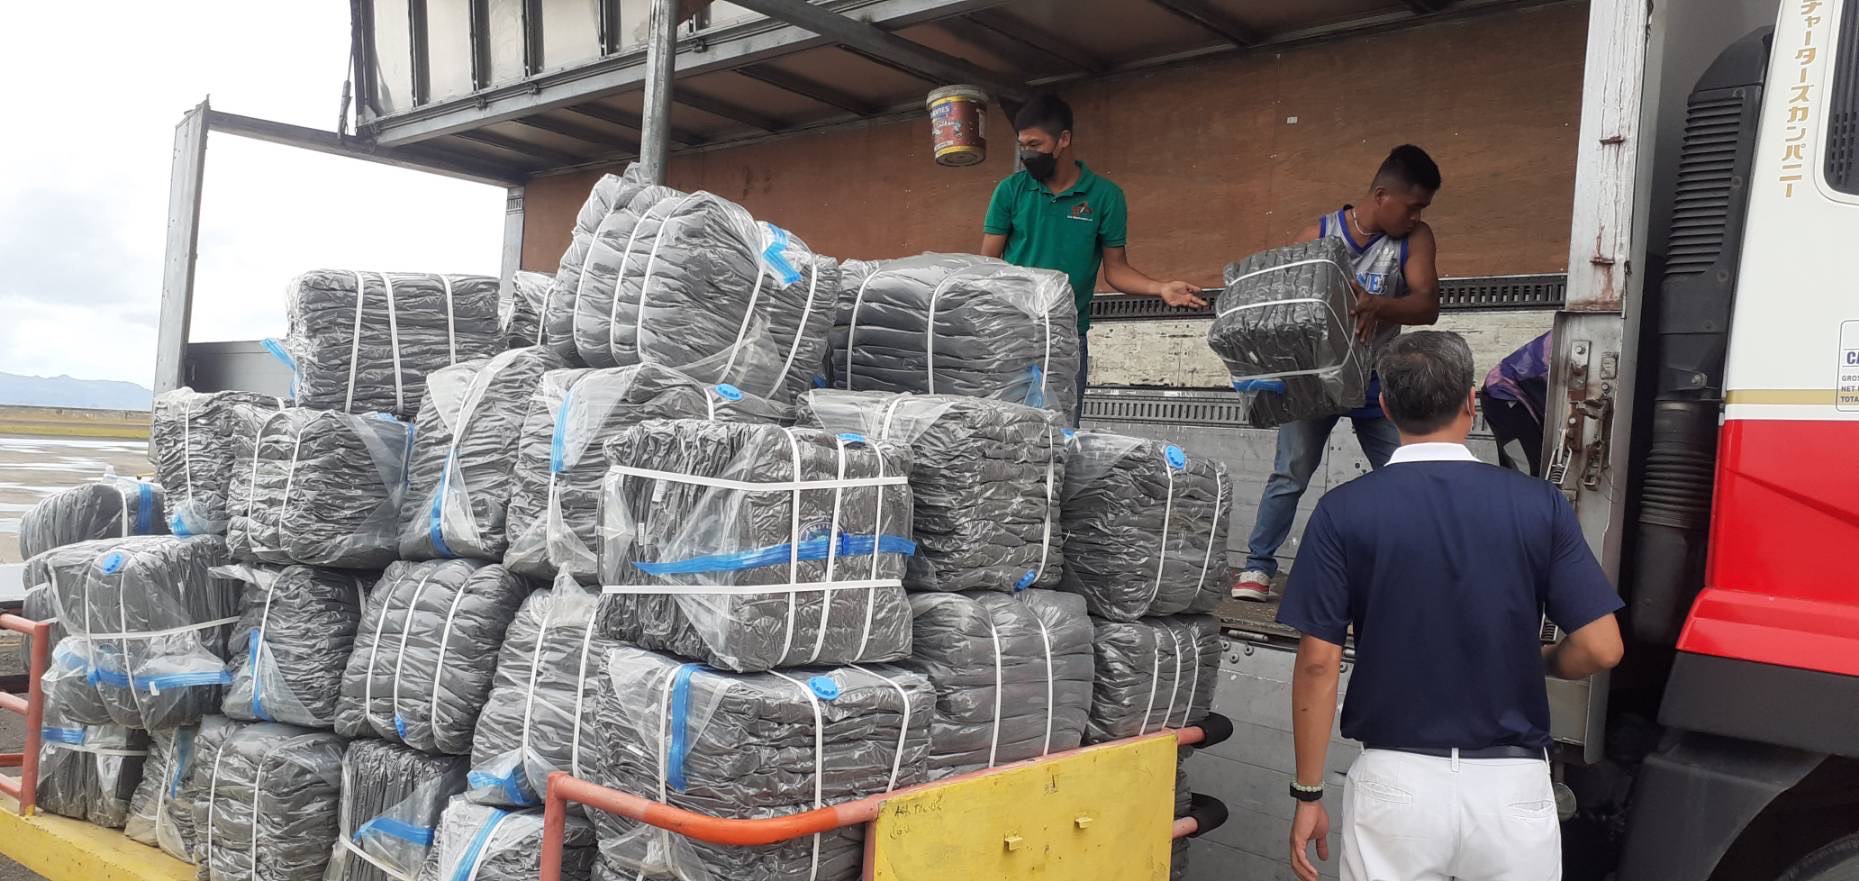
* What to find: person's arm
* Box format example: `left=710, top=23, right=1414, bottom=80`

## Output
left=1541, top=487, right=1628, bottom=678
left=1100, top=246, right=1206, bottom=308
left=1350, top=221, right=1442, bottom=341
left=980, top=233, right=1008, bottom=259
left=1289, top=635, right=1341, bottom=881
left=1545, top=614, right=1624, bottom=679
left=981, top=179, right=1013, bottom=258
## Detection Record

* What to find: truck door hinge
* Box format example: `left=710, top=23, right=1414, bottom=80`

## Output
left=1547, top=342, right=1617, bottom=502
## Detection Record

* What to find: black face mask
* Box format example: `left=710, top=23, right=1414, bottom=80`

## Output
left=1020, top=149, right=1059, bottom=182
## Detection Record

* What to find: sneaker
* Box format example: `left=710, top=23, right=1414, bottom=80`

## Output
left=1232, top=569, right=1273, bottom=602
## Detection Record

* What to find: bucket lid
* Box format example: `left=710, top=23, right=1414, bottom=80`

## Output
left=926, top=85, right=989, bottom=109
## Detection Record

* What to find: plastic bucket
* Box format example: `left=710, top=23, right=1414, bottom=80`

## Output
left=927, top=86, right=989, bottom=167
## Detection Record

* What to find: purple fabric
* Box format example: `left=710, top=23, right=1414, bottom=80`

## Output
left=1483, top=332, right=1551, bottom=417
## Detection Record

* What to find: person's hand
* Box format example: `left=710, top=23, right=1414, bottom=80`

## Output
left=1159, top=281, right=1209, bottom=309
left=1349, top=282, right=1383, bottom=343
left=1289, top=799, right=1332, bottom=881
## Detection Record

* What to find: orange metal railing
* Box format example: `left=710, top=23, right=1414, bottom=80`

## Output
left=0, top=614, right=53, bottom=816
left=539, top=724, right=1219, bottom=881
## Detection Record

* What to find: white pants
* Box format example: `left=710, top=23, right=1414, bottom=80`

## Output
left=1341, top=749, right=1561, bottom=881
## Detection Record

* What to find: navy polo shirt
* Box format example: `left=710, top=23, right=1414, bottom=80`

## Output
left=1276, top=443, right=1622, bottom=750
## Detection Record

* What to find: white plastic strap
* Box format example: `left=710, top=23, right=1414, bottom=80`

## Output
left=768, top=671, right=827, bottom=881
left=346, top=271, right=368, bottom=413
left=84, top=615, right=240, bottom=641
left=842, top=271, right=882, bottom=391
left=273, top=418, right=309, bottom=553
left=249, top=576, right=281, bottom=712
left=1193, top=475, right=1225, bottom=599
left=340, top=837, right=413, bottom=881
left=1146, top=464, right=1176, bottom=612
left=719, top=246, right=769, bottom=380
left=1140, top=629, right=1164, bottom=736
left=770, top=261, right=821, bottom=397
left=1215, top=259, right=1361, bottom=383
left=461, top=810, right=515, bottom=881
left=180, top=396, right=197, bottom=506
left=251, top=754, right=272, bottom=881
left=608, top=465, right=907, bottom=494
left=807, top=438, right=850, bottom=665
left=1031, top=611, right=1057, bottom=756
left=847, top=664, right=914, bottom=792
left=515, top=603, right=557, bottom=780
left=41, top=741, right=148, bottom=757
left=984, top=616, right=1005, bottom=769
left=651, top=664, right=680, bottom=881
left=858, top=430, right=889, bottom=657
left=371, top=571, right=438, bottom=738
left=1160, top=625, right=1186, bottom=732
left=607, top=196, right=671, bottom=363
left=426, top=578, right=478, bottom=744
left=383, top=272, right=406, bottom=414
left=203, top=739, right=230, bottom=873
left=633, top=194, right=705, bottom=366
left=569, top=614, right=600, bottom=779
left=602, top=578, right=898, bottom=597
left=1033, top=423, right=1057, bottom=583
left=1179, top=626, right=1204, bottom=730
left=116, top=482, right=131, bottom=537
left=441, top=274, right=458, bottom=364
left=778, top=428, right=804, bottom=666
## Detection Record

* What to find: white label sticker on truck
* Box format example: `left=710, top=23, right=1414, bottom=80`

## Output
left=1839, top=321, right=1859, bottom=411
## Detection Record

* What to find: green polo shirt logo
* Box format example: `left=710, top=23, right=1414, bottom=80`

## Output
left=983, top=162, right=1129, bottom=334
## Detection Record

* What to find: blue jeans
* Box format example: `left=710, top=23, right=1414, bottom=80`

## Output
left=1071, top=333, right=1089, bottom=428
left=1243, top=412, right=1401, bottom=574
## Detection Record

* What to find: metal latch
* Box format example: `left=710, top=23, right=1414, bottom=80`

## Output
left=1548, top=341, right=1617, bottom=501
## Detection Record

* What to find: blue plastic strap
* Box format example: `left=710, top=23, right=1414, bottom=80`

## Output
left=248, top=630, right=272, bottom=722
left=549, top=386, right=578, bottom=474
left=41, top=727, right=85, bottom=746
left=170, top=728, right=195, bottom=798
left=634, top=533, right=916, bottom=576
left=355, top=817, right=435, bottom=847
left=1014, top=570, right=1036, bottom=591
left=133, top=482, right=154, bottom=535
left=427, top=451, right=458, bottom=559
left=449, top=809, right=510, bottom=881
left=88, top=668, right=232, bottom=690
left=714, top=384, right=744, bottom=402
left=261, top=338, right=300, bottom=399
left=467, top=770, right=534, bottom=807
left=169, top=512, right=194, bottom=537
left=759, top=224, right=803, bottom=285
left=1024, top=364, right=1047, bottom=408
left=395, top=716, right=410, bottom=739
left=1232, top=378, right=1288, bottom=394
left=666, top=664, right=701, bottom=793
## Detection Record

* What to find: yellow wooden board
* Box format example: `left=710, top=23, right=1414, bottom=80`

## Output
left=0, top=796, right=195, bottom=881
left=868, top=733, right=1177, bottom=881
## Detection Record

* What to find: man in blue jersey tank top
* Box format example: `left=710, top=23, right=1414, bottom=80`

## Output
left=1234, top=145, right=1444, bottom=601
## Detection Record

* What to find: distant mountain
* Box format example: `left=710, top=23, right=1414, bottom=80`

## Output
left=0, top=372, right=152, bottom=411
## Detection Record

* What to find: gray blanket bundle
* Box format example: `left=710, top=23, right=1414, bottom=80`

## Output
left=187, top=720, right=346, bottom=881
left=219, top=564, right=370, bottom=729
left=325, top=739, right=470, bottom=881
left=286, top=270, right=503, bottom=419
left=151, top=388, right=287, bottom=535
left=597, top=419, right=915, bottom=673
left=505, top=270, right=553, bottom=350
left=1059, top=432, right=1231, bottom=621
left=1206, top=237, right=1370, bottom=427
left=227, top=407, right=414, bottom=569
left=36, top=683, right=148, bottom=828
left=1086, top=615, right=1223, bottom=743
left=799, top=389, right=1066, bottom=592
left=419, top=798, right=597, bottom=881
left=125, top=719, right=226, bottom=861
left=589, top=646, right=933, bottom=881
left=18, top=474, right=167, bottom=559
left=543, top=166, right=653, bottom=360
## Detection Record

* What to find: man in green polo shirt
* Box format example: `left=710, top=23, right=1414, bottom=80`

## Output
left=982, top=94, right=1204, bottom=423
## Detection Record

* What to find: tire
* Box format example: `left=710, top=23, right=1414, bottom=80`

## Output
left=1778, top=833, right=1859, bottom=881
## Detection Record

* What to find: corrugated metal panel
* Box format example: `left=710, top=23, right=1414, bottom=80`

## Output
left=370, top=0, right=416, bottom=114
left=539, top=0, right=603, bottom=72
left=428, top=2, right=478, bottom=101
left=487, top=0, right=529, bottom=85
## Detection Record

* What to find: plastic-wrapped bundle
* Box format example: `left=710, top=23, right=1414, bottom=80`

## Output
left=503, top=364, right=787, bottom=581
left=504, top=270, right=552, bottom=350
left=18, top=473, right=167, bottom=558
left=597, top=419, right=916, bottom=673
left=126, top=719, right=227, bottom=861
left=902, top=590, right=1094, bottom=778
left=1205, top=237, right=1370, bottom=428
left=833, top=253, right=1080, bottom=415
left=36, top=682, right=148, bottom=828
left=1058, top=432, right=1231, bottom=621
left=466, top=580, right=616, bottom=809
left=543, top=167, right=652, bottom=359
left=326, top=740, right=469, bottom=881
left=589, top=647, right=933, bottom=881
left=419, top=798, right=597, bottom=881
left=1086, top=615, right=1222, bottom=744
left=152, top=388, right=288, bottom=535
left=219, top=565, right=370, bottom=728
left=286, top=270, right=503, bottom=419
left=336, top=560, right=529, bottom=755
left=191, top=721, right=345, bottom=881
left=799, top=389, right=1065, bottom=592
left=399, top=347, right=566, bottom=561
left=572, top=190, right=836, bottom=405
left=228, top=407, right=414, bottom=569
left=40, top=535, right=240, bottom=730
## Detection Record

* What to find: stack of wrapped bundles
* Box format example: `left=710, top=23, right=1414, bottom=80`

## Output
left=466, top=580, right=617, bottom=809
left=571, top=189, right=836, bottom=405
left=420, top=797, right=598, bottom=881
left=503, top=270, right=552, bottom=350
left=336, top=559, right=528, bottom=755
left=35, top=681, right=148, bottom=827
left=151, top=388, right=287, bottom=535
left=901, top=590, right=1094, bottom=778
left=18, top=473, right=166, bottom=558
left=799, top=389, right=1066, bottom=592
left=543, top=167, right=652, bottom=359
left=1205, top=237, right=1370, bottom=428
left=503, top=364, right=786, bottom=582
left=284, top=270, right=503, bottom=419
left=399, top=347, right=565, bottom=560
left=185, top=721, right=346, bottom=881
left=125, top=718, right=231, bottom=861
left=1087, top=616, right=1223, bottom=743
left=1059, top=432, right=1231, bottom=621
left=589, top=647, right=934, bottom=881
left=227, top=407, right=414, bottom=569
left=324, top=740, right=470, bottom=881
left=831, top=253, right=1080, bottom=416
left=38, top=535, right=240, bottom=730
left=218, top=564, right=370, bottom=728
left=596, top=419, right=916, bottom=672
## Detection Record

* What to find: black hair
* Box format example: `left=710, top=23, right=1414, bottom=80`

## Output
left=1373, top=144, right=1441, bottom=193
left=1375, top=331, right=1475, bottom=434
left=1013, top=94, right=1073, bottom=138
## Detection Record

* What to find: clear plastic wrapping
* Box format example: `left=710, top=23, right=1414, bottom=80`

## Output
left=503, top=364, right=787, bottom=582
left=39, top=535, right=240, bottom=730
left=335, top=560, right=529, bottom=755
left=190, top=721, right=346, bottom=881
left=152, top=388, right=288, bottom=536
left=589, top=646, right=933, bottom=881
left=596, top=419, right=915, bottom=673
left=219, top=564, right=371, bottom=729
left=832, top=253, right=1080, bottom=416
left=126, top=720, right=220, bottom=860
left=285, top=270, right=504, bottom=419
left=418, top=798, right=597, bottom=881
left=901, top=589, right=1094, bottom=778
left=227, top=407, right=415, bottom=569
left=504, top=270, right=553, bottom=350
left=399, top=347, right=566, bottom=561
left=325, top=739, right=470, bottom=881
left=466, top=578, right=616, bottom=809
left=798, top=389, right=1066, bottom=592
left=543, top=167, right=654, bottom=360
left=36, top=676, right=148, bottom=828
left=1086, top=615, right=1222, bottom=743
left=1206, top=238, right=1370, bottom=428
left=1058, top=432, right=1231, bottom=621
left=18, top=472, right=167, bottom=558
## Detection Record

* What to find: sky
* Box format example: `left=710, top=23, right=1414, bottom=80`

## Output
left=0, top=4, right=507, bottom=387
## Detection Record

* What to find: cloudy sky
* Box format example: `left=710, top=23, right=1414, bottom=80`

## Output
left=1, top=4, right=506, bottom=387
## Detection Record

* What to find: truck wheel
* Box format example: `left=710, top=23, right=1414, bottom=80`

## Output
left=1778, top=834, right=1859, bottom=881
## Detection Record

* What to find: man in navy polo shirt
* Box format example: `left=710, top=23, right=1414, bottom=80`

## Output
left=1277, top=331, right=1624, bottom=881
